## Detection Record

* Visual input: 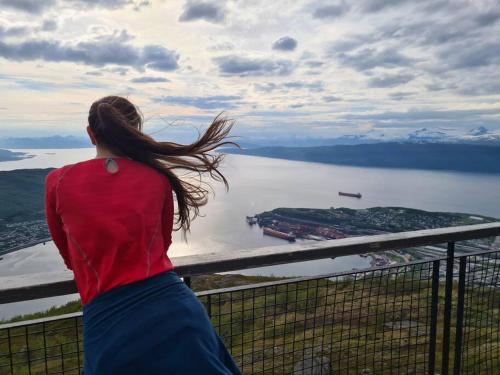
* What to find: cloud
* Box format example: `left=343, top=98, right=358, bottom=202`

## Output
left=323, top=95, right=341, bottom=102
left=475, top=10, right=500, bottom=26
left=388, top=92, right=414, bottom=101
left=40, top=20, right=58, bottom=32
left=426, top=82, right=457, bottom=92
left=0, top=25, right=30, bottom=38
left=244, top=109, right=308, bottom=118
left=336, top=48, right=416, bottom=71
left=254, top=81, right=323, bottom=92
left=367, top=73, right=415, bottom=87
left=130, top=76, right=169, bottom=83
left=254, top=83, right=278, bottom=92
left=142, top=45, right=180, bottom=71
left=272, top=36, right=298, bottom=51
left=1, top=0, right=499, bottom=138
left=85, top=71, right=103, bottom=76
left=0, top=74, right=107, bottom=91
left=0, top=0, right=56, bottom=13
left=313, top=3, right=350, bottom=19
left=207, top=41, right=234, bottom=52
left=0, top=31, right=180, bottom=72
left=179, top=1, right=226, bottom=23
left=107, top=66, right=129, bottom=75
left=360, top=0, right=414, bottom=13
left=283, top=81, right=323, bottom=91
left=344, top=108, right=500, bottom=123
left=68, top=0, right=133, bottom=9
left=0, top=20, right=57, bottom=39
left=327, top=34, right=378, bottom=54
left=440, top=42, right=500, bottom=70
left=457, top=81, right=500, bottom=96
left=379, top=18, right=482, bottom=48
left=304, top=60, right=323, bottom=68
left=152, top=95, right=241, bottom=109
left=0, top=0, right=146, bottom=14
left=0, top=74, right=56, bottom=91
left=213, top=55, right=294, bottom=76
left=134, top=0, right=150, bottom=11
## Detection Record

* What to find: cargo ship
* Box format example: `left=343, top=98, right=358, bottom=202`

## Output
left=263, top=227, right=296, bottom=242
left=338, top=191, right=362, bottom=198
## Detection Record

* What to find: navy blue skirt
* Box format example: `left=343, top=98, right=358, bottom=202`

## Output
left=82, top=271, right=242, bottom=374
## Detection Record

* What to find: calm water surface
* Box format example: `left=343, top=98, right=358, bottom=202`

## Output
left=1, top=148, right=499, bottom=319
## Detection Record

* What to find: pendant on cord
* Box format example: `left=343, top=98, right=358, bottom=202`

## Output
left=104, top=157, right=119, bottom=174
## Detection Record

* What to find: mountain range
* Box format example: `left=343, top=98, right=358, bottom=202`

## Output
left=227, top=142, right=500, bottom=174
left=1, top=127, right=500, bottom=149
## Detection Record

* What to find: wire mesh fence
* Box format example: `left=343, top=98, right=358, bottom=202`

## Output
left=0, top=247, right=499, bottom=374
left=198, top=260, right=438, bottom=374
left=456, top=251, right=500, bottom=374
left=0, top=314, right=83, bottom=375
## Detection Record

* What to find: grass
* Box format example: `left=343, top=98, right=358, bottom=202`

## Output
left=1, top=271, right=499, bottom=374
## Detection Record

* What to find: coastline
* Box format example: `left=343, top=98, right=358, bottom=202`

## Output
left=0, top=237, right=51, bottom=257
left=0, top=149, right=31, bottom=162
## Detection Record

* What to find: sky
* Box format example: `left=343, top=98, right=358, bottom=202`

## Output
left=0, top=0, right=499, bottom=142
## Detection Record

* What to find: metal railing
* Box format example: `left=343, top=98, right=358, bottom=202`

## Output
left=1, top=223, right=499, bottom=374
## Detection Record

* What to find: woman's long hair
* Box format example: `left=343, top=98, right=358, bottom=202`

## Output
left=88, top=95, right=237, bottom=234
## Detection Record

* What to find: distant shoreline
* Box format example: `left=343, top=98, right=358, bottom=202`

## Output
left=227, top=142, right=500, bottom=175
left=0, top=238, right=51, bottom=257
left=0, top=149, right=31, bottom=162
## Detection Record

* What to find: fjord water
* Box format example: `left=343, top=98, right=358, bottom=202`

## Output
left=1, top=148, right=500, bottom=319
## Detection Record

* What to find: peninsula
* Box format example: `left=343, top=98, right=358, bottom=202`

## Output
left=249, top=206, right=499, bottom=265
left=0, top=168, right=54, bottom=254
left=0, top=149, right=30, bottom=162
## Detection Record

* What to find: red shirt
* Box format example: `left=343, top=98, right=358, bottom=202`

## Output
left=44, top=156, right=174, bottom=305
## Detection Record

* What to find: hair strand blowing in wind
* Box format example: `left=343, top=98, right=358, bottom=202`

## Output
left=88, top=96, right=238, bottom=235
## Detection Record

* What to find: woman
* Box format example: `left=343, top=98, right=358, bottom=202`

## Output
left=44, top=96, right=242, bottom=374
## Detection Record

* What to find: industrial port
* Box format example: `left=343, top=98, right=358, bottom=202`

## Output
left=247, top=206, right=499, bottom=266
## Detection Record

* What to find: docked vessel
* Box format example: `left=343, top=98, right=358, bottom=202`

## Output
left=263, top=227, right=296, bottom=242
left=339, top=191, right=362, bottom=199
left=246, top=216, right=258, bottom=225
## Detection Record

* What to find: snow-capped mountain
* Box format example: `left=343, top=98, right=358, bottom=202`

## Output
left=406, top=128, right=451, bottom=142
left=360, top=127, right=500, bottom=145
left=468, top=126, right=489, bottom=136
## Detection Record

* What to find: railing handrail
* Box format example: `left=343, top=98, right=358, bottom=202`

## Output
left=0, top=312, right=82, bottom=330
left=1, top=222, right=499, bottom=304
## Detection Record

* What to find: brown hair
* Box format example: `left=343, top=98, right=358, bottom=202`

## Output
left=88, top=95, right=237, bottom=234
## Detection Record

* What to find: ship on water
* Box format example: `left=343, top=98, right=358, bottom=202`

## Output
left=246, top=216, right=258, bottom=225
left=338, top=191, right=362, bottom=199
left=262, top=227, right=296, bottom=242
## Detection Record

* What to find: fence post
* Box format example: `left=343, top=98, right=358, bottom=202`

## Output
left=441, top=241, right=455, bottom=375
left=428, top=260, right=440, bottom=375
left=207, top=294, right=212, bottom=318
left=453, top=257, right=467, bottom=375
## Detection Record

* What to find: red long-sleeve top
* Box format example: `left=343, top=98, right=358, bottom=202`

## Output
left=44, top=156, right=175, bottom=305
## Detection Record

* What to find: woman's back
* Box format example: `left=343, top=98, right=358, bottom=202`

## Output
left=45, top=96, right=241, bottom=374
left=45, top=156, right=174, bottom=304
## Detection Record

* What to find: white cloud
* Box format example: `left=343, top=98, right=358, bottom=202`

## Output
left=0, top=0, right=498, bottom=139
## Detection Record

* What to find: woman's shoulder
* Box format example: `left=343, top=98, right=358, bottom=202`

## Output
left=45, top=158, right=172, bottom=191
left=45, top=164, right=74, bottom=186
